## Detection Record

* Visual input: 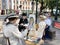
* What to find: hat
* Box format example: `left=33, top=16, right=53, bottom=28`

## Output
left=43, top=15, right=47, bottom=19
left=22, top=13, right=27, bottom=16
left=7, top=15, right=19, bottom=19
left=40, top=15, right=47, bottom=20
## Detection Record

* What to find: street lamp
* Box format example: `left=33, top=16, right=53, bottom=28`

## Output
left=36, top=0, right=38, bottom=24
left=35, top=0, right=38, bottom=30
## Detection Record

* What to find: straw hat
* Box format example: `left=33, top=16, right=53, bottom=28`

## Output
left=40, top=15, right=46, bottom=20
left=40, top=15, right=46, bottom=19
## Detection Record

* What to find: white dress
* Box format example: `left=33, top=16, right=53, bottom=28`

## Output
left=36, top=21, right=46, bottom=39
left=3, top=24, right=26, bottom=45
left=28, top=21, right=46, bottom=41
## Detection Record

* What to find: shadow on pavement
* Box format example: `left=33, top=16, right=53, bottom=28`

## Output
left=44, top=40, right=53, bottom=45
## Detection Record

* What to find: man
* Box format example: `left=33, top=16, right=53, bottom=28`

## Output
left=19, top=5, right=22, bottom=15
left=44, top=12, right=52, bottom=39
left=18, top=13, right=29, bottom=38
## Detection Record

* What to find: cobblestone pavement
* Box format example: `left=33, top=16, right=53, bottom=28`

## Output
left=43, top=27, right=60, bottom=45
left=0, top=27, right=60, bottom=45
left=0, top=16, right=60, bottom=45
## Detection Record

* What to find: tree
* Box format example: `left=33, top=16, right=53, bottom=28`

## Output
left=34, top=0, right=60, bottom=13
left=34, top=0, right=46, bottom=13
left=45, top=0, right=56, bottom=14
left=57, top=0, right=60, bottom=10
left=43, top=0, right=60, bottom=13
left=44, top=0, right=60, bottom=20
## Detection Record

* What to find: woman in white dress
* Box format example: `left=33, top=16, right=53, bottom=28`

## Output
left=28, top=15, right=46, bottom=45
left=35, top=15, right=46, bottom=45
left=3, top=15, right=26, bottom=45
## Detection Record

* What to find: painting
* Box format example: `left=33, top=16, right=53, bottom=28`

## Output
left=28, top=14, right=35, bottom=30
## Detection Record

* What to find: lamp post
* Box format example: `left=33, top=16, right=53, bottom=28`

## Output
left=36, top=0, right=38, bottom=24
left=35, top=0, right=38, bottom=30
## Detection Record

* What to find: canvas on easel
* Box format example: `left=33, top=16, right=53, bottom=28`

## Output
left=28, top=14, right=36, bottom=30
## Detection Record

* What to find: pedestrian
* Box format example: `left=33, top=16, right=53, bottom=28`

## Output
left=18, top=13, right=29, bottom=39
left=44, top=12, right=52, bottom=39
left=19, top=5, right=22, bottom=16
left=3, top=15, right=26, bottom=45
left=35, top=15, right=46, bottom=45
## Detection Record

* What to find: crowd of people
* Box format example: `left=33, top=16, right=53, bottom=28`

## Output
left=2, top=12, right=52, bottom=45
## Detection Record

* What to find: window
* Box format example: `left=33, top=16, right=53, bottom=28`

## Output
left=28, top=1, right=30, bottom=4
left=20, top=1, right=21, bottom=4
left=17, top=6, right=18, bottom=9
left=14, top=0, right=15, bottom=3
left=17, top=1, right=18, bottom=4
left=23, top=6, right=24, bottom=10
left=28, top=7, right=30, bottom=9
left=14, top=5, right=15, bottom=9
left=26, top=1, right=27, bottom=4
left=23, top=1, right=24, bottom=5
left=26, top=7, right=27, bottom=10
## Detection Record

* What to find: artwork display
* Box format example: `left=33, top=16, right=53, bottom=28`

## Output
left=28, top=14, right=36, bottom=30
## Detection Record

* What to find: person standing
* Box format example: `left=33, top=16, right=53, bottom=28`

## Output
left=18, top=13, right=29, bottom=38
left=36, top=15, right=46, bottom=45
left=19, top=5, right=22, bottom=16
left=44, top=13, right=52, bottom=39
left=3, top=15, right=26, bottom=45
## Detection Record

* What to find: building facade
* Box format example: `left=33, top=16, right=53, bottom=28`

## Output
left=1, top=0, right=41, bottom=15
left=8, top=0, right=35, bottom=13
left=0, top=0, right=2, bottom=15
left=0, top=0, right=2, bottom=10
left=19, top=0, right=32, bottom=10
left=17, top=0, right=41, bottom=13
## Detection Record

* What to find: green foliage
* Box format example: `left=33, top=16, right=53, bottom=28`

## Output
left=35, top=0, right=60, bottom=9
left=34, top=0, right=41, bottom=2
left=46, top=0, right=57, bottom=9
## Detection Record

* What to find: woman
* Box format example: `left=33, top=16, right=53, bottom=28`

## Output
left=44, top=13, right=52, bottom=39
left=3, top=15, right=26, bottom=45
left=18, top=13, right=28, bottom=39
left=35, top=15, right=46, bottom=45
left=28, top=15, right=46, bottom=45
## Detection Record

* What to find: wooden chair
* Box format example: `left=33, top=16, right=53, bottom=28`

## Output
left=3, top=35, right=10, bottom=45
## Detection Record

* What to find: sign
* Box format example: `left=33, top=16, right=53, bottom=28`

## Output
left=54, top=21, right=60, bottom=29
